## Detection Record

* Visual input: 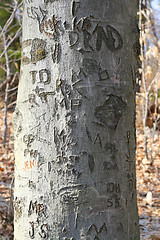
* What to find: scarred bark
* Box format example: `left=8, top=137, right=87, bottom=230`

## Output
left=14, top=0, right=140, bottom=239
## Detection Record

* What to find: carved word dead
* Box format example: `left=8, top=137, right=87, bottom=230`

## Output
left=69, top=17, right=123, bottom=53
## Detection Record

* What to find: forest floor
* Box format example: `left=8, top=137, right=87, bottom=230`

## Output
left=0, top=111, right=160, bottom=240
left=136, top=132, right=160, bottom=240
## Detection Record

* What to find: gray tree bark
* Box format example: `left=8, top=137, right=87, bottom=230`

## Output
left=13, top=0, right=140, bottom=239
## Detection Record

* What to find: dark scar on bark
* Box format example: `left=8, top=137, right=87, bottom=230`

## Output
left=30, top=38, right=47, bottom=64
left=94, top=94, right=126, bottom=129
left=88, top=154, right=95, bottom=173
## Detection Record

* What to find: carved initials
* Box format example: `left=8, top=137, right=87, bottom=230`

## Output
left=39, top=224, right=49, bottom=238
left=94, top=133, right=102, bottom=149
left=95, top=25, right=123, bottom=52
left=72, top=1, right=80, bottom=17
left=27, top=7, right=61, bottom=38
left=30, top=71, right=37, bottom=84
left=83, top=29, right=94, bottom=51
left=69, top=31, right=79, bottom=47
left=39, top=69, right=51, bottom=84
left=52, top=43, right=61, bottom=63
left=29, top=222, right=34, bottom=239
left=87, top=223, right=107, bottom=238
left=28, top=200, right=46, bottom=217
left=30, top=69, right=51, bottom=85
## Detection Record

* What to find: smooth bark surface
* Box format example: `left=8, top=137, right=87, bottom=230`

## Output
left=14, top=0, right=140, bottom=239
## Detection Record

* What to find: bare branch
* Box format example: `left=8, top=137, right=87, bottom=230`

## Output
left=1, top=27, right=12, bottom=147
left=0, top=27, right=22, bottom=60
left=10, top=71, right=19, bottom=86
left=0, top=1, right=18, bottom=39
left=148, top=1, right=160, bottom=52
left=0, top=65, right=7, bottom=72
left=147, top=69, right=160, bottom=94
left=0, top=78, right=11, bottom=90
left=7, top=86, right=18, bottom=92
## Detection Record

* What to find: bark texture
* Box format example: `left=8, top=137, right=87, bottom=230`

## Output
left=14, top=0, right=140, bottom=239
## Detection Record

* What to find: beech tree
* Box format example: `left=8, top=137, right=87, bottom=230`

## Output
left=13, top=0, right=140, bottom=239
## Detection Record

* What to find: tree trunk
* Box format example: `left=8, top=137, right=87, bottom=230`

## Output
left=13, top=0, right=140, bottom=239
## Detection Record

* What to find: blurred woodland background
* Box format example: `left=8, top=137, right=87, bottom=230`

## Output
left=0, top=0, right=160, bottom=239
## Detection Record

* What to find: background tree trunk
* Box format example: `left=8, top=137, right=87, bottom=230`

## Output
left=13, top=0, right=140, bottom=239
